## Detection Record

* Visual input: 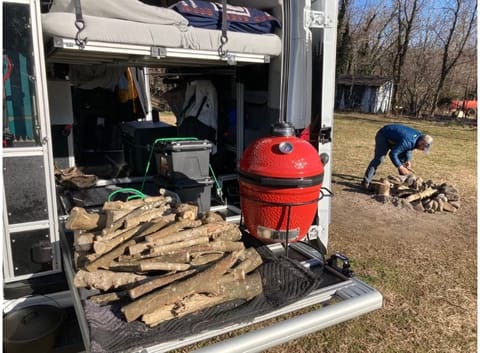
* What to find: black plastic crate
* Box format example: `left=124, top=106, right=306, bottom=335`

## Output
left=121, top=121, right=177, bottom=176
left=154, top=140, right=212, bottom=181
left=157, top=176, right=213, bottom=215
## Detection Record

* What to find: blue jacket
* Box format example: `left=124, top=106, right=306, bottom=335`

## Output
left=379, top=124, right=422, bottom=167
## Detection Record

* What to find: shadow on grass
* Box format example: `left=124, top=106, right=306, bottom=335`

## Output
left=332, top=173, right=373, bottom=195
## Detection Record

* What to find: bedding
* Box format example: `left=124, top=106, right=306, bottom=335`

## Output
left=42, top=13, right=282, bottom=57
left=42, top=0, right=282, bottom=62
left=49, top=0, right=189, bottom=26
left=171, top=0, right=281, bottom=34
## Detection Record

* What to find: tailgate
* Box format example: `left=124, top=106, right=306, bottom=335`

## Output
left=60, top=226, right=382, bottom=353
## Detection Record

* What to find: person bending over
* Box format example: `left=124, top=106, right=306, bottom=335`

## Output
left=362, top=124, right=433, bottom=188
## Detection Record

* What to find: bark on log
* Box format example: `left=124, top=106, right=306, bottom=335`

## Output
left=374, top=180, right=391, bottom=196
left=202, top=211, right=224, bottom=224
left=102, top=196, right=170, bottom=211
left=127, top=270, right=195, bottom=300
left=149, top=237, right=210, bottom=256
left=187, top=240, right=245, bottom=253
left=190, top=252, right=224, bottom=266
left=109, top=260, right=190, bottom=272
left=122, top=250, right=243, bottom=322
left=102, top=198, right=172, bottom=235
left=66, top=207, right=106, bottom=231
left=89, top=291, right=128, bottom=305
left=137, top=214, right=177, bottom=237
left=93, top=225, right=142, bottom=256
left=144, top=220, right=203, bottom=242
left=118, top=251, right=191, bottom=264
left=104, top=209, right=131, bottom=228
left=143, top=271, right=263, bottom=327
left=74, top=269, right=147, bottom=291
left=231, top=247, right=263, bottom=274
left=85, top=239, right=136, bottom=272
left=123, top=206, right=171, bottom=229
left=405, top=187, right=437, bottom=202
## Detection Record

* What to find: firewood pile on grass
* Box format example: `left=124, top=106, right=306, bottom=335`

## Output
left=372, top=174, right=461, bottom=213
left=66, top=192, right=263, bottom=327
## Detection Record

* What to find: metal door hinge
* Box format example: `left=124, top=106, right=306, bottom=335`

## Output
left=305, top=9, right=333, bottom=29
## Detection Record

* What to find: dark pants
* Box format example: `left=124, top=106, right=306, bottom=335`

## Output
left=363, top=132, right=389, bottom=184
left=363, top=132, right=408, bottom=183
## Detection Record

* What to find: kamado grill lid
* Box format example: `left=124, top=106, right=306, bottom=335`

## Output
left=238, top=123, right=324, bottom=186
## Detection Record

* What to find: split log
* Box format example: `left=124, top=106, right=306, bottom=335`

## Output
left=109, top=260, right=190, bottom=272
left=118, top=251, right=190, bottom=264
left=74, top=230, right=95, bottom=252
left=102, top=196, right=170, bottom=211
left=128, top=270, right=196, bottom=300
left=175, top=203, right=198, bottom=220
left=202, top=212, right=224, bottom=224
left=137, top=214, right=177, bottom=237
left=187, top=240, right=245, bottom=253
left=85, top=239, right=136, bottom=272
left=190, top=252, right=224, bottom=266
left=231, top=247, right=263, bottom=274
left=123, top=206, right=171, bottom=229
left=404, top=187, right=437, bottom=203
left=122, top=250, right=243, bottom=322
left=143, top=271, right=263, bottom=327
left=93, top=225, right=142, bottom=256
left=74, top=269, right=147, bottom=291
left=104, top=209, right=131, bottom=228
left=102, top=198, right=172, bottom=235
left=66, top=207, right=106, bottom=231
left=149, top=236, right=210, bottom=256
left=374, top=180, right=391, bottom=196
left=144, top=220, right=203, bottom=242
left=89, top=291, right=128, bottom=305
left=442, top=202, right=457, bottom=212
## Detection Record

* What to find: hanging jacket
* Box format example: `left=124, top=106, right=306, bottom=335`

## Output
left=379, top=124, right=422, bottom=167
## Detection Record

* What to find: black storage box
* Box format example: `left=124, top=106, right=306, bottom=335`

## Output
left=154, top=140, right=212, bottom=181
left=157, top=176, right=213, bottom=215
left=121, top=121, right=177, bottom=176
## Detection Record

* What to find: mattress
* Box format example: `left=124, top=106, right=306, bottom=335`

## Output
left=42, top=11, right=282, bottom=65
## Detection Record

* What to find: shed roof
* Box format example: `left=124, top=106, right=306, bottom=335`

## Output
left=336, top=74, right=391, bottom=87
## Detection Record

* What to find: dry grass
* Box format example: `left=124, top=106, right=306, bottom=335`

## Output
left=173, top=113, right=477, bottom=353
left=267, top=113, right=477, bottom=353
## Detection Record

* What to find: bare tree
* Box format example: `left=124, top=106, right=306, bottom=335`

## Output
left=429, top=0, right=477, bottom=116
left=336, top=0, right=353, bottom=76
left=390, top=0, right=421, bottom=113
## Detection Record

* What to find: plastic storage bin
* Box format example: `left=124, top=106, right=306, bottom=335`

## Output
left=157, top=176, right=213, bottom=214
left=121, top=121, right=177, bottom=176
left=155, top=140, right=212, bottom=181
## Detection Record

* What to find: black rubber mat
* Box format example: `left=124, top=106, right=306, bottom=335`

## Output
left=84, top=246, right=326, bottom=353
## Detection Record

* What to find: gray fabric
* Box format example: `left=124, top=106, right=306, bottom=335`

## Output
left=42, top=13, right=282, bottom=56
left=49, top=0, right=189, bottom=26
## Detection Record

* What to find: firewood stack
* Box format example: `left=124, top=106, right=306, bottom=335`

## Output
left=373, top=174, right=461, bottom=213
left=65, top=191, right=264, bottom=327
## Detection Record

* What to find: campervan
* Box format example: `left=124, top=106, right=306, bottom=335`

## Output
left=2, top=1, right=382, bottom=352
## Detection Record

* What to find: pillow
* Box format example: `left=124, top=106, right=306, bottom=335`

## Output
left=49, top=0, right=189, bottom=26
left=171, top=0, right=281, bottom=34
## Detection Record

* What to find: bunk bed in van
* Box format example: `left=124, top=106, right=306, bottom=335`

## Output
left=28, top=1, right=383, bottom=352
left=42, top=0, right=283, bottom=66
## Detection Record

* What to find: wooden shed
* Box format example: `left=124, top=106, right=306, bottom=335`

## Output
left=335, top=74, right=393, bottom=114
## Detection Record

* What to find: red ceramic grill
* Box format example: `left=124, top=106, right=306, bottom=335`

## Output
left=238, top=122, right=324, bottom=243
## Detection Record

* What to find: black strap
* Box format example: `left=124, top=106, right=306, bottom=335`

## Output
left=73, top=0, right=87, bottom=48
